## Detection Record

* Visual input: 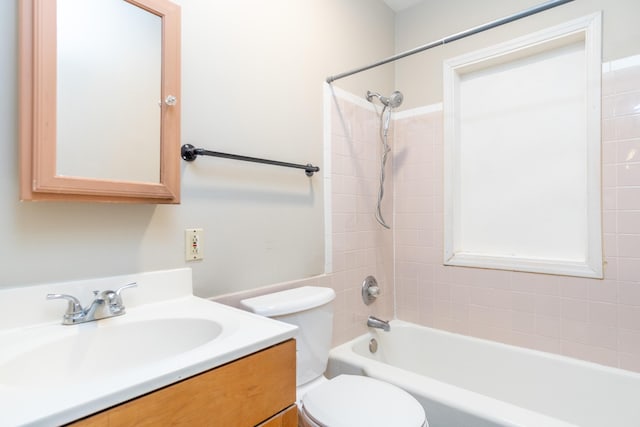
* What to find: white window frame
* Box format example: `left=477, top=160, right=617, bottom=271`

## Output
left=443, top=13, right=603, bottom=278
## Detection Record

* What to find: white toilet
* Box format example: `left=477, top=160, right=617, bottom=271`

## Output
left=241, top=286, right=427, bottom=427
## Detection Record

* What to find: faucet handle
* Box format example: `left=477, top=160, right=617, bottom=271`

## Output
left=116, top=282, right=137, bottom=296
left=104, top=282, right=137, bottom=315
left=46, top=293, right=83, bottom=316
left=362, top=276, right=380, bottom=305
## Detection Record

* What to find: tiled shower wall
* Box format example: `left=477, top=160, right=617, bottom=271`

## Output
left=394, top=60, right=640, bottom=373
left=325, top=90, right=395, bottom=344
left=217, top=59, right=640, bottom=371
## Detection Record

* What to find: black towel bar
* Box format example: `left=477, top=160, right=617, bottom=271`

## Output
left=181, top=144, right=320, bottom=177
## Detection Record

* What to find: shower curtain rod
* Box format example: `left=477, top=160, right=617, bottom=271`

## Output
left=325, top=0, right=574, bottom=84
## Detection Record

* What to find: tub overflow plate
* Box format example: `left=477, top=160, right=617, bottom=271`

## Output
left=369, top=338, right=378, bottom=353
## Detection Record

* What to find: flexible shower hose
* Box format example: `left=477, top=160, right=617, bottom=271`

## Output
left=375, top=105, right=392, bottom=229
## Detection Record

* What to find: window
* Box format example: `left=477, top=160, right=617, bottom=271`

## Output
left=443, top=13, right=603, bottom=278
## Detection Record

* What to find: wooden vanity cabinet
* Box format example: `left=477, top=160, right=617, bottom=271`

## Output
left=68, top=339, right=296, bottom=427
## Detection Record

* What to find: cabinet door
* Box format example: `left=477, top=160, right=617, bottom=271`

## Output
left=256, top=405, right=298, bottom=427
left=19, top=0, right=181, bottom=203
left=68, top=340, right=296, bottom=426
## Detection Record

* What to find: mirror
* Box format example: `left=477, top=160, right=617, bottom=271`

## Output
left=57, top=0, right=162, bottom=183
left=19, top=0, right=181, bottom=203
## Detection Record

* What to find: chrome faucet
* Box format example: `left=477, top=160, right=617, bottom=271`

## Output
left=47, top=282, right=137, bottom=325
left=367, top=315, right=390, bottom=332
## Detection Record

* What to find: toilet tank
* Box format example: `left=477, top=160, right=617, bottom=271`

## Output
left=240, top=286, right=336, bottom=386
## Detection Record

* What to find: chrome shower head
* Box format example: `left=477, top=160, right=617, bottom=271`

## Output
left=381, top=91, right=403, bottom=108
left=366, top=90, right=403, bottom=108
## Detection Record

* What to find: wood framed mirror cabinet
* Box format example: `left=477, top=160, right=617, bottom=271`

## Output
left=19, top=0, right=181, bottom=203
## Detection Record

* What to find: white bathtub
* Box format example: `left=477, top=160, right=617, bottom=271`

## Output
left=327, top=320, right=640, bottom=427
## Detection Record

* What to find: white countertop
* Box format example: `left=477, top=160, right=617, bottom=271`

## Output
left=0, top=268, right=297, bottom=426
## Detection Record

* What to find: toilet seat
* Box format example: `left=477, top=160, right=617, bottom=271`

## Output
left=300, top=375, right=427, bottom=427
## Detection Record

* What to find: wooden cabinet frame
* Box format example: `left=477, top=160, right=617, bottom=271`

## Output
left=19, top=0, right=181, bottom=203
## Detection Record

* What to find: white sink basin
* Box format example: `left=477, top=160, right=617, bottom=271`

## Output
left=0, top=268, right=298, bottom=427
left=0, top=318, right=222, bottom=387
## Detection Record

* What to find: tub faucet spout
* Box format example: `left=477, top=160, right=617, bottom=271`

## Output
left=367, top=315, right=390, bottom=332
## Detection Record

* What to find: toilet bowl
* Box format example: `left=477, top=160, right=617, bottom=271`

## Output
left=299, top=374, right=426, bottom=427
left=241, top=286, right=428, bottom=427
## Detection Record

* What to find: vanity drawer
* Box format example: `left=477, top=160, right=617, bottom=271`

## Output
left=256, top=404, right=298, bottom=427
left=68, top=339, right=296, bottom=427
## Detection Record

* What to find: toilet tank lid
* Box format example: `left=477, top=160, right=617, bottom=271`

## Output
left=240, top=286, right=336, bottom=317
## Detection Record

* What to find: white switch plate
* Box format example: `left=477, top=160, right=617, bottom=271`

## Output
left=185, top=228, right=203, bottom=261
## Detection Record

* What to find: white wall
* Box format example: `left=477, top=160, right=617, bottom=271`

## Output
left=395, top=0, right=640, bottom=108
left=0, top=0, right=395, bottom=296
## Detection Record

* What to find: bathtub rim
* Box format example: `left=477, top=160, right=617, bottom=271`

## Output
left=329, top=320, right=640, bottom=427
